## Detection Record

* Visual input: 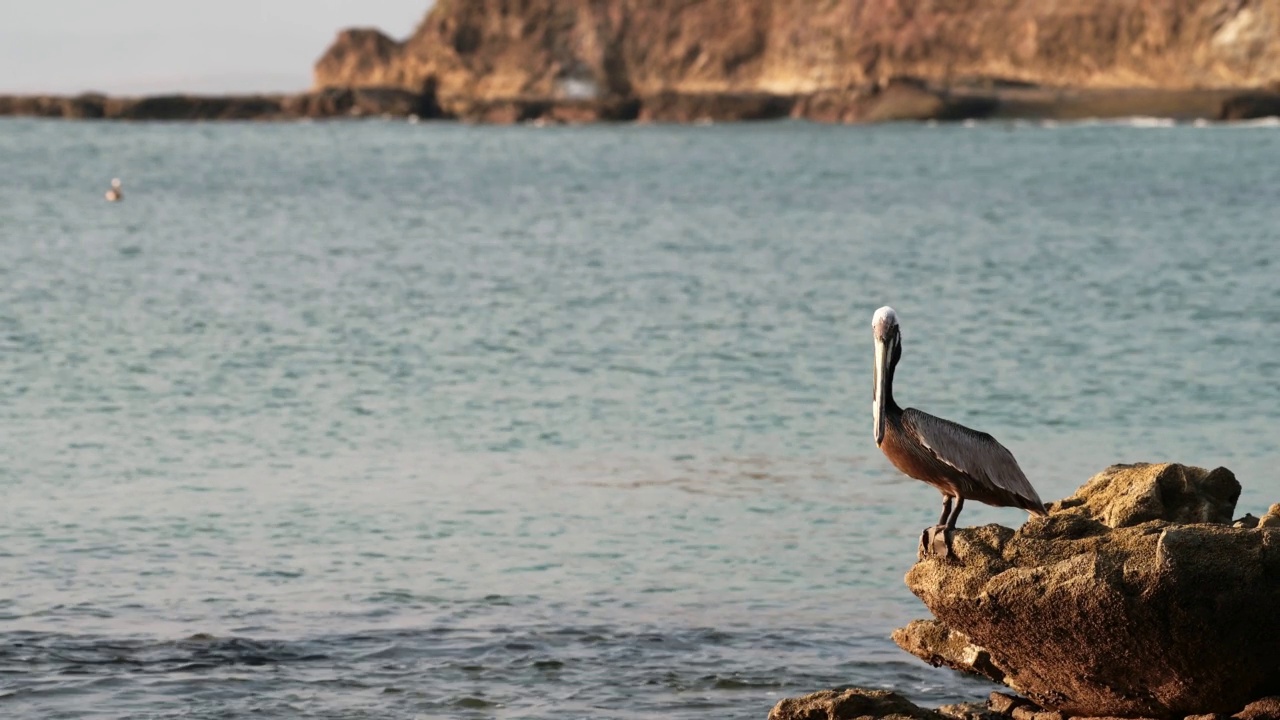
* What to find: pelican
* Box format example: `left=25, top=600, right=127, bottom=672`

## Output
left=105, top=178, right=123, bottom=202
left=872, top=306, right=1046, bottom=558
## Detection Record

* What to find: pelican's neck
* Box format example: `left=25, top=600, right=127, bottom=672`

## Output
left=881, top=346, right=902, bottom=415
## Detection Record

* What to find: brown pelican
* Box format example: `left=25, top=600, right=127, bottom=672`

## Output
left=105, top=178, right=123, bottom=202
left=872, top=306, right=1046, bottom=558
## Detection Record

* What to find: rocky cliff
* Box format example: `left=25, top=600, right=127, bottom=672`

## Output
left=7, top=1, right=1280, bottom=123
left=314, top=0, right=1280, bottom=119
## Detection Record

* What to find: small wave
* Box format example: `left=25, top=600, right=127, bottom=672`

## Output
left=1122, top=116, right=1176, bottom=128
left=452, top=695, right=498, bottom=709
left=706, top=674, right=785, bottom=690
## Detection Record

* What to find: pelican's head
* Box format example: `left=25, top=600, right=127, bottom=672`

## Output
left=872, top=306, right=900, bottom=446
left=872, top=306, right=899, bottom=344
left=111, top=178, right=122, bottom=188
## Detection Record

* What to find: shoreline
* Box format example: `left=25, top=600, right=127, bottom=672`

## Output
left=4, top=82, right=1280, bottom=124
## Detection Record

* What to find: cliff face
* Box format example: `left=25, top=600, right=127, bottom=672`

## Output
left=314, top=0, right=1280, bottom=110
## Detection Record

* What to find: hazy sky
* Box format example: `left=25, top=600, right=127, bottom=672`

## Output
left=0, top=1, right=433, bottom=94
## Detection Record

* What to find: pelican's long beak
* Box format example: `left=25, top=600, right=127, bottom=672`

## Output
left=873, top=336, right=889, bottom=446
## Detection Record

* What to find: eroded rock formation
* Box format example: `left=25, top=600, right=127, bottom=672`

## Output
left=894, top=463, right=1280, bottom=719
left=314, top=0, right=1280, bottom=119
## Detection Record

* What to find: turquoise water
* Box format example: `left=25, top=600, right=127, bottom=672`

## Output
left=2, top=118, right=1279, bottom=719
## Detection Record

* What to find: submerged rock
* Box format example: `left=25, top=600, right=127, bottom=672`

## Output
left=895, top=463, right=1280, bottom=719
left=768, top=688, right=945, bottom=720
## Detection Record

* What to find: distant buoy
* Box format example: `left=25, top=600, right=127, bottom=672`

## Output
left=105, top=178, right=123, bottom=202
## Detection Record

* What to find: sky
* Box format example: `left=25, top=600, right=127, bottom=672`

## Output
left=0, top=1, right=433, bottom=95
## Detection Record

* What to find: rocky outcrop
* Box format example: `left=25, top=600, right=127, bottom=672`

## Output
left=894, top=463, right=1280, bottom=719
left=0, top=89, right=440, bottom=121
left=769, top=688, right=1280, bottom=720
left=1048, top=462, right=1240, bottom=528
left=314, top=0, right=1280, bottom=119
left=313, top=29, right=410, bottom=91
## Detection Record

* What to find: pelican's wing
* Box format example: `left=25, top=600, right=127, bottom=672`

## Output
left=901, top=408, right=1046, bottom=514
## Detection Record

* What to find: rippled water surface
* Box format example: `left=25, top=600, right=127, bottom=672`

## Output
left=2, top=118, right=1279, bottom=718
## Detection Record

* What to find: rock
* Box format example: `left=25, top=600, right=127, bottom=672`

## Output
left=636, top=92, right=794, bottom=123
left=1047, top=463, right=1239, bottom=528
left=896, top=463, right=1280, bottom=719
left=988, top=693, right=1031, bottom=716
left=0, top=88, right=442, bottom=121
left=313, top=28, right=408, bottom=91
left=452, top=97, right=638, bottom=124
left=1219, top=93, right=1280, bottom=121
left=283, top=87, right=441, bottom=119
left=1011, top=708, right=1062, bottom=720
left=1234, top=514, right=1260, bottom=529
left=767, top=688, right=944, bottom=720
left=105, top=94, right=285, bottom=121
left=1235, top=697, right=1280, bottom=720
left=937, top=702, right=996, bottom=720
left=314, top=0, right=1280, bottom=113
left=1258, top=505, right=1280, bottom=528
left=892, top=620, right=1004, bottom=683
left=1070, top=712, right=1162, bottom=717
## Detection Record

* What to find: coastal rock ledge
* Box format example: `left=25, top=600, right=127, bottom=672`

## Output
left=898, top=462, right=1280, bottom=719
left=767, top=688, right=1280, bottom=720
left=774, top=463, right=1280, bottom=720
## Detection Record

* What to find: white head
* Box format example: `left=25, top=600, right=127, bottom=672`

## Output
left=872, top=306, right=898, bottom=342
left=111, top=178, right=121, bottom=188
left=872, top=306, right=901, bottom=446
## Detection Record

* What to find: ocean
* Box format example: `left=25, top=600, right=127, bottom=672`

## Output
left=2, top=117, right=1279, bottom=719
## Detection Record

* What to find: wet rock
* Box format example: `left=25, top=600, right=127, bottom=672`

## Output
left=106, top=94, right=286, bottom=121
left=283, top=87, right=440, bottom=119
left=896, top=463, right=1280, bottom=719
left=636, top=92, right=794, bottom=123
left=0, top=88, right=442, bottom=121
left=1219, top=93, right=1280, bottom=121
left=768, top=688, right=944, bottom=720
left=1235, top=697, right=1280, bottom=720
left=453, top=97, right=638, bottom=124
left=787, top=81, right=999, bottom=124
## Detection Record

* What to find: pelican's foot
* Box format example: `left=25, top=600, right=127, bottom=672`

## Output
left=918, top=525, right=954, bottom=561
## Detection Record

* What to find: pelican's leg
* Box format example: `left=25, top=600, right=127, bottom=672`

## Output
left=940, top=497, right=965, bottom=558
left=937, top=496, right=954, bottom=527
left=920, top=496, right=954, bottom=559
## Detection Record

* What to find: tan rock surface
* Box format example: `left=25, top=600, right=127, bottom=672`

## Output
left=1047, top=463, right=1240, bottom=528
left=896, top=463, right=1280, bottom=719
